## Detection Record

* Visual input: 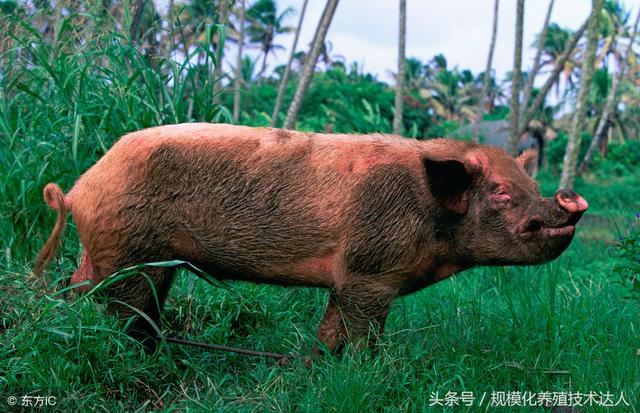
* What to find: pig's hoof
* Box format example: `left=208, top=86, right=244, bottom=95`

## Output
left=276, top=356, right=291, bottom=367
left=303, top=357, right=313, bottom=369
left=128, top=327, right=159, bottom=354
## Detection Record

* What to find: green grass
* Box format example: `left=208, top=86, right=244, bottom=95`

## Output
left=1, top=11, right=640, bottom=413
left=1, top=177, right=639, bottom=412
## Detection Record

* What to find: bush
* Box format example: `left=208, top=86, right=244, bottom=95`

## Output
left=0, top=11, right=228, bottom=265
left=612, top=218, right=640, bottom=300
left=593, top=140, right=640, bottom=178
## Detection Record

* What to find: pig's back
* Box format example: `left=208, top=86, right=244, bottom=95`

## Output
left=69, top=123, right=425, bottom=286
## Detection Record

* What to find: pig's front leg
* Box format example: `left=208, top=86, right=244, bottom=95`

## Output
left=316, top=279, right=398, bottom=353
left=316, top=292, right=345, bottom=353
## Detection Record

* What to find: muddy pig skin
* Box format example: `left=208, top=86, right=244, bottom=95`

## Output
left=35, top=123, right=588, bottom=352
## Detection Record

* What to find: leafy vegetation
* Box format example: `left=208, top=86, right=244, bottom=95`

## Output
left=0, top=0, right=639, bottom=411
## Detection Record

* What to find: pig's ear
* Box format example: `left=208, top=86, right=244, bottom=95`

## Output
left=516, top=149, right=537, bottom=176
left=423, top=156, right=479, bottom=214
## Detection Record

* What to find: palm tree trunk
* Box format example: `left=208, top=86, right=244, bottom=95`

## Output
left=271, top=0, right=309, bottom=127
left=506, top=0, right=525, bottom=156
left=130, top=0, right=147, bottom=43
left=473, top=0, right=499, bottom=142
left=392, top=0, right=407, bottom=135
left=283, top=0, right=339, bottom=130
left=559, top=0, right=604, bottom=189
left=519, top=18, right=588, bottom=137
left=520, top=0, right=554, bottom=126
left=579, top=7, right=639, bottom=174
left=233, top=0, right=246, bottom=123
left=213, top=0, right=230, bottom=105
left=258, top=46, right=269, bottom=78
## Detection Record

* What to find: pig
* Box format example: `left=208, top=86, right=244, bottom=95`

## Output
left=34, top=123, right=588, bottom=352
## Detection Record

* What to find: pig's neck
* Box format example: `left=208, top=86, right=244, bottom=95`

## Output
left=402, top=252, right=473, bottom=295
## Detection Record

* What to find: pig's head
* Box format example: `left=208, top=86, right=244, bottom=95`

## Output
left=423, top=142, right=588, bottom=266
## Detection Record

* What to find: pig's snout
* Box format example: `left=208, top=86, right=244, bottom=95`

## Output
left=555, top=189, right=588, bottom=221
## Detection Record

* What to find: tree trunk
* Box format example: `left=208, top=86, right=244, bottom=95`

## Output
left=271, top=0, right=309, bottom=127
left=233, top=0, right=246, bottom=123
left=559, top=0, right=604, bottom=189
left=473, top=0, right=500, bottom=142
left=258, top=46, right=269, bottom=79
left=506, top=0, right=525, bottom=156
left=579, top=7, right=639, bottom=174
left=392, top=0, right=407, bottom=135
left=519, top=18, right=588, bottom=137
left=214, top=0, right=230, bottom=105
left=283, top=0, right=339, bottom=130
left=130, top=0, right=147, bottom=42
left=520, top=0, right=554, bottom=126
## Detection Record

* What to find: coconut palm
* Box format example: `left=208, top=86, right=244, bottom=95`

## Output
left=233, top=0, right=246, bottom=122
left=519, top=18, right=589, bottom=137
left=595, top=0, right=629, bottom=68
left=539, top=23, right=582, bottom=96
left=560, top=0, right=604, bottom=189
left=426, top=69, right=479, bottom=123
left=271, top=0, right=308, bottom=126
left=237, top=54, right=260, bottom=83
left=581, top=6, right=639, bottom=172
left=520, top=0, right=554, bottom=127
left=403, top=58, right=427, bottom=91
left=283, top=0, right=339, bottom=129
left=245, top=0, right=295, bottom=78
left=170, top=0, right=221, bottom=61
left=507, top=0, right=524, bottom=155
left=474, top=0, right=500, bottom=141
left=392, top=0, right=406, bottom=135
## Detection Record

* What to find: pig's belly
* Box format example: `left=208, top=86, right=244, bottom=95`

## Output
left=192, top=253, right=337, bottom=288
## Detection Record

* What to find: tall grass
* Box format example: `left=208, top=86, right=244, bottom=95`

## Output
left=0, top=8, right=228, bottom=267
left=1, top=6, right=639, bottom=412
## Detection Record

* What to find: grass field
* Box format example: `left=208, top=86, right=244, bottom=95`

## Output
left=1, top=15, right=639, bottom=412
left=1, top=169, right=638, bottom=411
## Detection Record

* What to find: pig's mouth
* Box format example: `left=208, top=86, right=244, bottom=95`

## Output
left=519, top=213, right=581, bottom=240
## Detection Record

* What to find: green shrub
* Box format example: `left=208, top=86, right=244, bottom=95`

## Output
left=612, top=218, right=640, bottom=300
left=0, top=12, right=227, bottom=266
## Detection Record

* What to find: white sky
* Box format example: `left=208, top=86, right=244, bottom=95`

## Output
left=157, top=0, right=639, bottom=84
left=277, top=0, right=595, bottom=82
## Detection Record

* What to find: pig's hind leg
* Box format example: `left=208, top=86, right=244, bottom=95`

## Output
left=103, top=265, right=177, bottom=352
left=68, top=249, right=99, bottom=292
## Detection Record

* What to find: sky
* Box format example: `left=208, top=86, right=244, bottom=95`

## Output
left=153, top=0, right=640, bottom=84
left=275, top=0, right=594, bottom=82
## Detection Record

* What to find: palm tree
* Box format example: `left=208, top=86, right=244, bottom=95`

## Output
left=171, top=0, right=221, bottom=61
left=519, top=18, right=589, bottom=137
left=485, top=74, right=508, bottom=113
left=233, top=54, right=260, bottom=84
left=271, top=0, right=309, bottom=127
left=403, top=57, right=427, bottom=92
left=213, top=0, right=231, bottom=105
left=233, top=0, right=246, bottom=122
left=506, top=0, right=524, bottom=156
left=246, top=0, right=295, bottom=78
left=560, top=0, right=604, bottom=189
left=595, top=0, right=629, bottom=69
left=520, top=0, right=554, bottom=124
left=580, top=6, right=639, bottom=173
left=474, top=0, right=500, bottom=142
left=392, top=0, right=406, bottom=135
left=283, top=0, right=339, bottom=129
left=538, top=23, right=581, bottom=97
left=317, top=40, right=345, bottom=68
left=427, top=69, right=478, bottom=123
